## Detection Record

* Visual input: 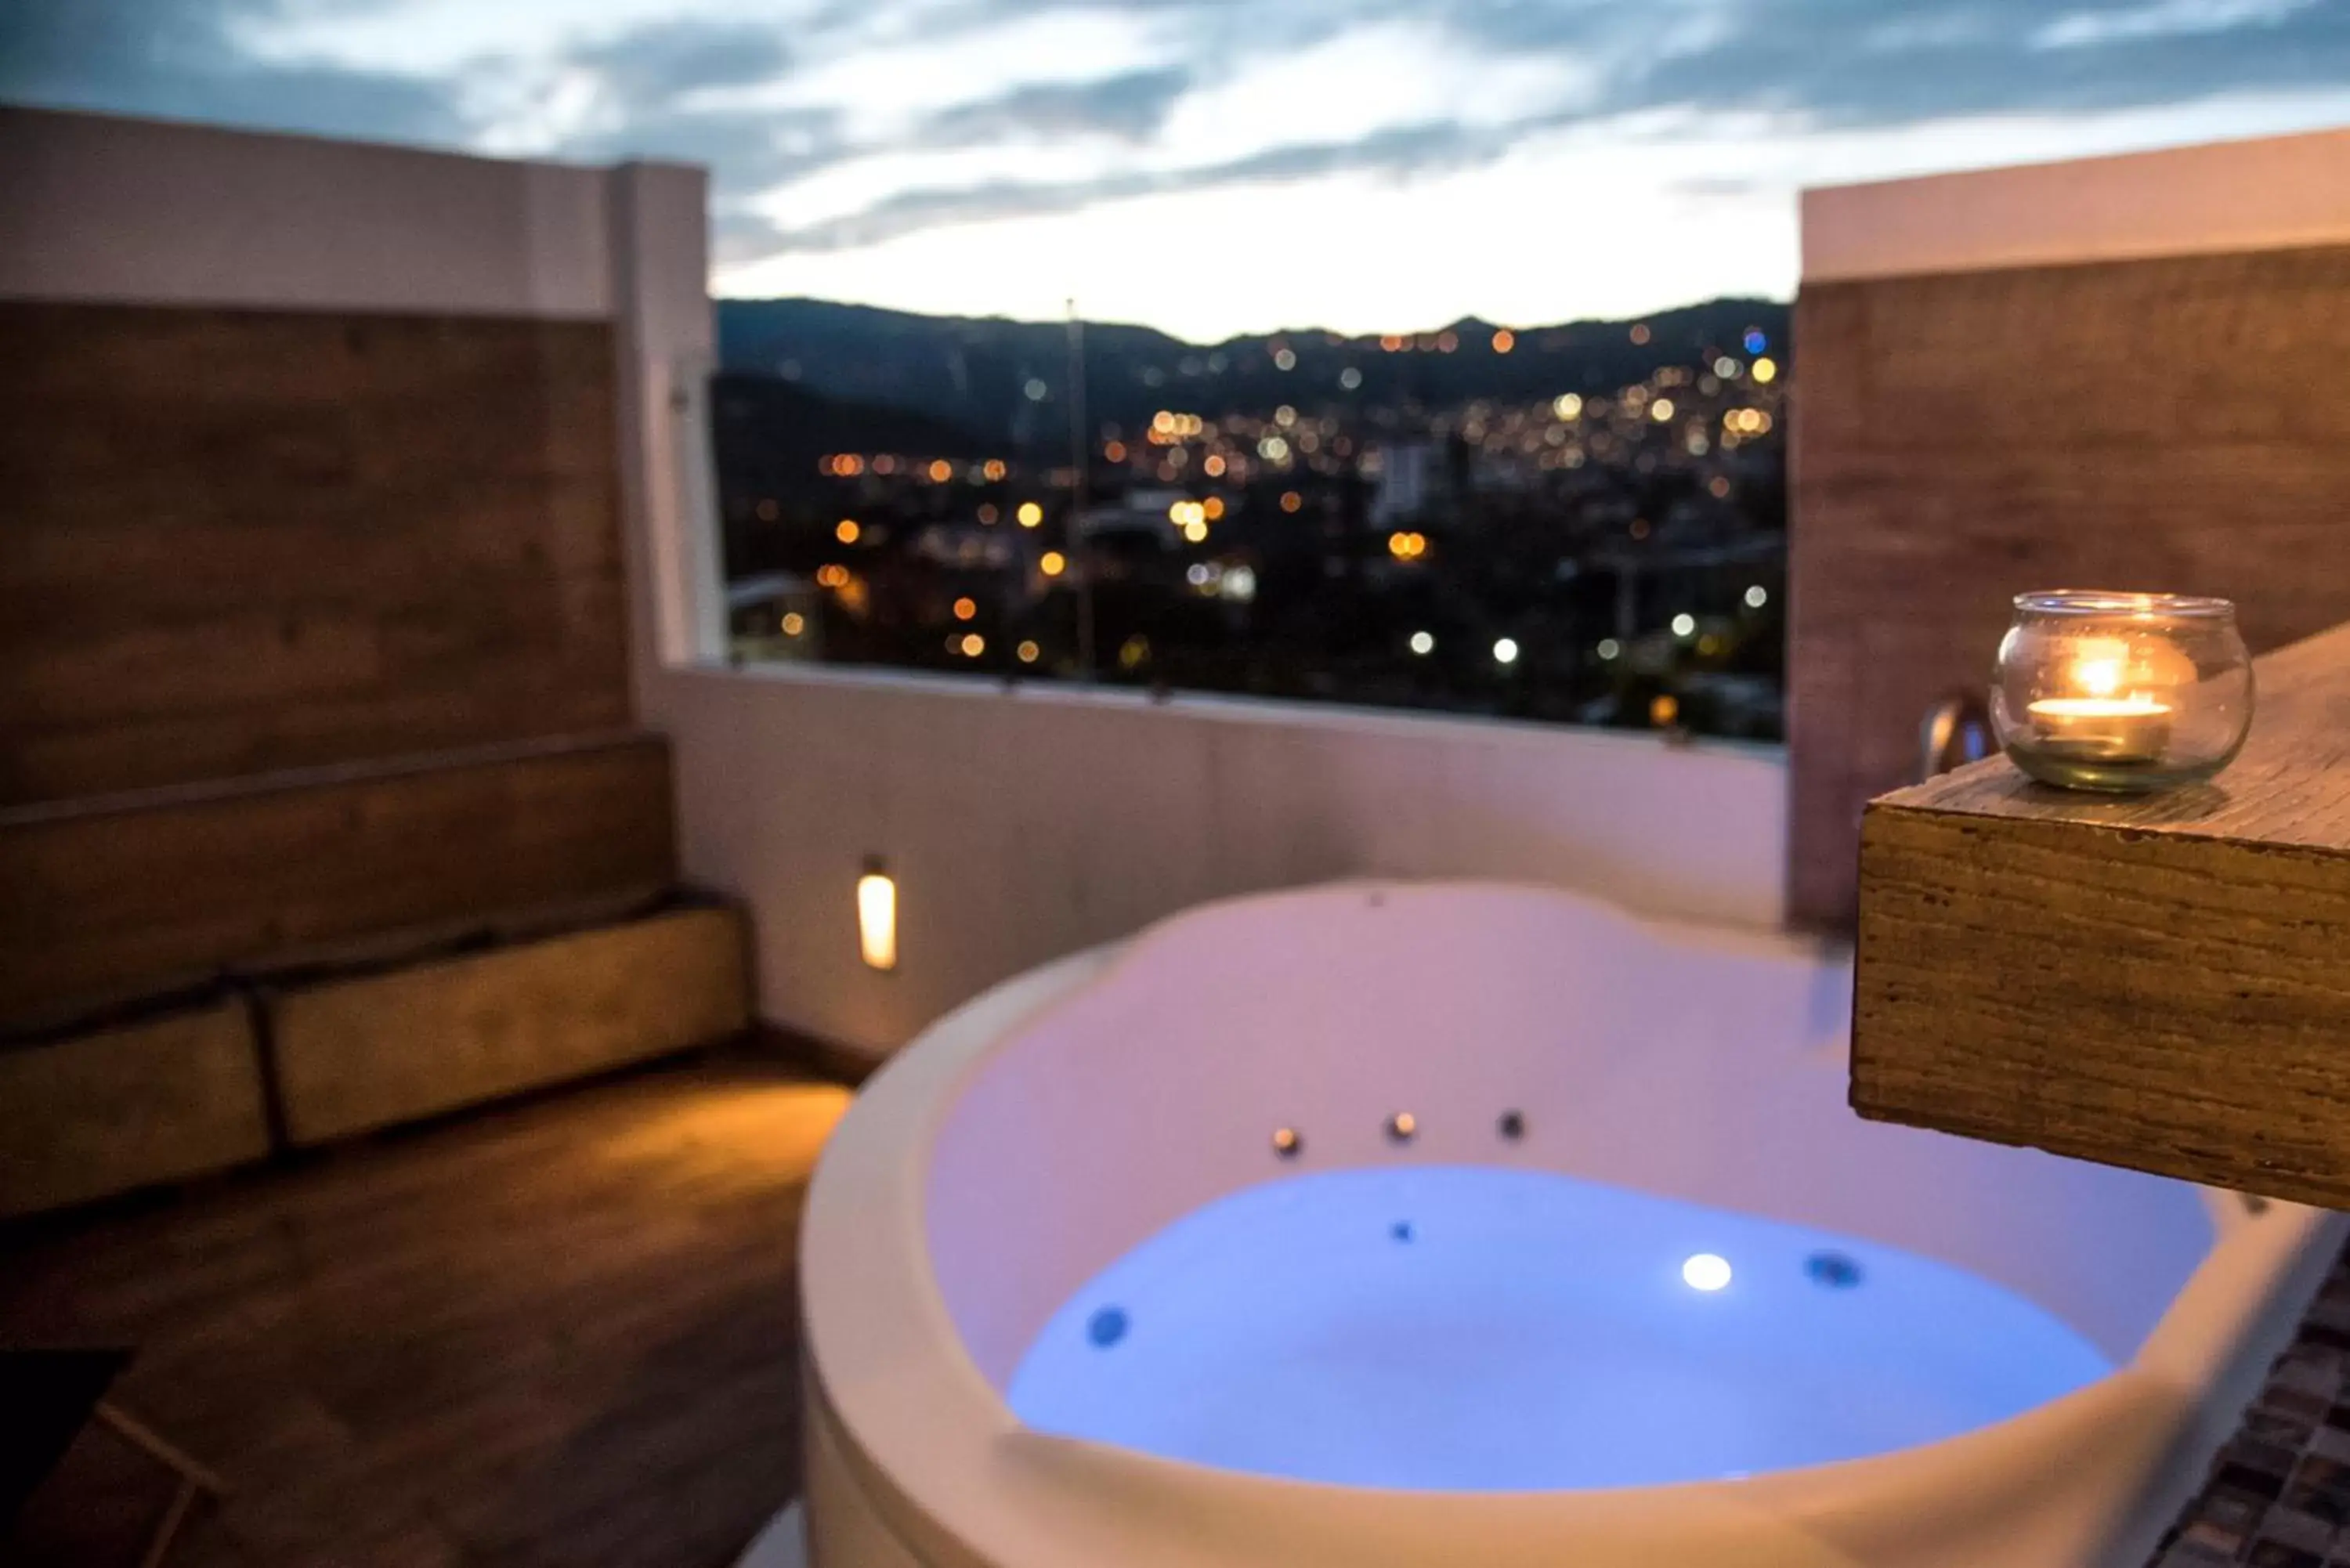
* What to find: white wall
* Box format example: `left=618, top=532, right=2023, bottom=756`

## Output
left=653, top=664, right=1790, bottom=1057
left=0, top=106, right=616, bottom=317
left=605, top=158, right=725, bottom=705
left=1802, top=125, right=2350, bottom=283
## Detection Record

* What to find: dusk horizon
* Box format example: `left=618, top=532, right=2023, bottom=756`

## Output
left=712, top=286, right=1794, bottom=347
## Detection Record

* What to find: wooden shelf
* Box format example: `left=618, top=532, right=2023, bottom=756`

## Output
left=1851, top=621, right=2350, bottom=1205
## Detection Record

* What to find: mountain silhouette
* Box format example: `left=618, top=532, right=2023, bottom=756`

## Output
left=716, top=296, right=1790, bottom=454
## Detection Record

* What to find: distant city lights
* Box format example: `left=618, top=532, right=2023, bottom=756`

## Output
left=732, top=302, right=1790, bottom=739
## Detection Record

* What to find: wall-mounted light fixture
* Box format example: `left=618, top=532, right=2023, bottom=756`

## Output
left=857, top=855, right=897, bottom=972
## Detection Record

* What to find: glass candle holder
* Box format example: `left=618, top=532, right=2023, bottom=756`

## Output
left=1990, top=591, right=2253, bottom=793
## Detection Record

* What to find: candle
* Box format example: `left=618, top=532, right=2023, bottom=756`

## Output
left=1994, top=592, right=2250, bottom=793
left=2024, top=695, right=2172, bottom=764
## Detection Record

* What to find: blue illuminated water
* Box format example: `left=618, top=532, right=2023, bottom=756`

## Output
left=1007, top=1166, right=2112, bottom=1490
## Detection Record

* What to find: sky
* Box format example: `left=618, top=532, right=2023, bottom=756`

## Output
left=4, top=0, right=2347, bottom=341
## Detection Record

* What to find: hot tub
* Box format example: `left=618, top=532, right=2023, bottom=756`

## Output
left=799, top=881, right=2343, bottom=1567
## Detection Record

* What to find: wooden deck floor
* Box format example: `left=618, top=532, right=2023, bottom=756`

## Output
left=0, top=1050, right=851, bottom=1568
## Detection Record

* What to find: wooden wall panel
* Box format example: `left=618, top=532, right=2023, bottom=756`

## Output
left=0, top=736, right=677, bottom=1024
left=271, top=906, right=748, bottom=1144
left=1788, top=244, right=2350, bottom=927
left=0, top=999, right=270, bottom=1216
left=0, top=302, right=631, bottom=807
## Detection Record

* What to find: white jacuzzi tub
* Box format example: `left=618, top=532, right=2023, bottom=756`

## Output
left=800, top=881, right=2343, bottom=1567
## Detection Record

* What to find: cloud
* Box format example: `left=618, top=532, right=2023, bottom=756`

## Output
left=1587, top=0, right=2349, bottom=126
left=564, top=103, right=847, bottom=191
left=2035, top=0, right=2319, bottom=49
left=919, top=65, right=1195, bottom=145
left=0, top=0, right=466, bottom=143
left=712, top=207, right=790, bottom=269
left=766, top=117, right=1506, bottom=251
left=735, top=0, right=2346, bottom=257
left=564, top=19, right=794, bottom=110
left=527, top=18, right=830, bottom=241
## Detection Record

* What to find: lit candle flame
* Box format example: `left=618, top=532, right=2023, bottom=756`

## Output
left=2071, top=638, right=2131, bottom=699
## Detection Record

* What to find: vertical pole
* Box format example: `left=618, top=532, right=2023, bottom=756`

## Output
left=1066, top=298, right=1095, bottom=681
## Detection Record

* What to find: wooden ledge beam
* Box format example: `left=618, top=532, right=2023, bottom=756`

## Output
left=1852, top=622, right=2350, bottom=1205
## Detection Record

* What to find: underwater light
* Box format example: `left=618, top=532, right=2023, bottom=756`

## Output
left=1682, top=1253, right=1733, bottom=1292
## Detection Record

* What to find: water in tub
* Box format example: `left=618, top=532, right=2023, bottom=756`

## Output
left=1007, top=1166, right=2111, bottom=1490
